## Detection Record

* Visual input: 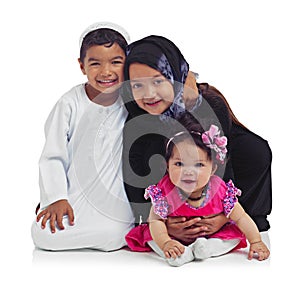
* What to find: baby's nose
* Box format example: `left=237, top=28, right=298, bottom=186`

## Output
left=183, top=168, right=194, bottom=175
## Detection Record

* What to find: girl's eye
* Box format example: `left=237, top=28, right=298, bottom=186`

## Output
left=153, top=78, right=164, bottom=85
left=175, top=162, right=183, bottom=167
left=131, top=83, right=143, bottom=89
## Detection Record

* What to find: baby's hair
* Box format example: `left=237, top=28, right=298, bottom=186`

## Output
left=79, top=28, right=128, bottom=62
left=165, top=113, right=213, bottom=164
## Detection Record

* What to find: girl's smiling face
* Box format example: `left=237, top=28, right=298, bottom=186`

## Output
left=168, top=140, right=216, bottom=198
left=129, top=63, right=175, bottom=115
left=79, top=43, right=125, bottom=94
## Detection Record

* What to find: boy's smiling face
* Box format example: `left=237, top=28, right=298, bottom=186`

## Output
left=79, top=43, right=125, bottom=95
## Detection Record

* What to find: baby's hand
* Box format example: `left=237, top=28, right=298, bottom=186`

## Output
left=248, top=240, right=270, bottom=261
left=36, top=199, right=74, bottom=233
left=162, top=240, right=185, bottom=259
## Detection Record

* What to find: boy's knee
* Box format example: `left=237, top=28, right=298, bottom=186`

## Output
left=31, top=220, right=131, bottom=251
left=31, top=221, right=55, bottom=250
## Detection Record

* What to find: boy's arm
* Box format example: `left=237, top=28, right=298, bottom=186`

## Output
left=39, top=99, right=71, bottom=209
left=37, top=99, right=74, bottom=233
left=229, top=203, right=270, bottom=260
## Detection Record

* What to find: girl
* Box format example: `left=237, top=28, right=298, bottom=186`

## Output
left=122, top=35, right=272, bottom=245
left=125, top=113, right=270, bottom=266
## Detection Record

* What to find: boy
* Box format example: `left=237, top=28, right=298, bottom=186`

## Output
left=31, top=22, right=135, bottom=251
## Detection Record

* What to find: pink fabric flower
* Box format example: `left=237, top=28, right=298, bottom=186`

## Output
left=202, top=125, right=228, bottom=163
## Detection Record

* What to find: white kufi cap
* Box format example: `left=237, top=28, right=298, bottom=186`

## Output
left=79, top=21, right=130, bottom=49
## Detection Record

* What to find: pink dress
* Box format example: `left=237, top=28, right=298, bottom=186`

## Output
left=125, top=175, right=247, bottom=252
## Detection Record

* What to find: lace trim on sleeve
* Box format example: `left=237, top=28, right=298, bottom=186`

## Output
left=144, top=185, right=169, bottom=219
left=223, top=180, right=242, bottom=217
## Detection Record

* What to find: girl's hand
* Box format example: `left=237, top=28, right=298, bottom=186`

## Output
left=248, top=241, right=270, bottom=261
left=166, top=217, right=204, bottom=244
left=162, top=240, right=185, bottom=259
left=36, top=199, right=74, bottom=233
left=166, top=214, right=228, bottom=244
left=193, top=214, right=229, bottom=236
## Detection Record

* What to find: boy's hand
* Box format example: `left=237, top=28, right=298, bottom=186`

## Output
left=36, top=199, right=74, bottom=233
left=183, top=71, right=199, bottom=109
left=248, top=240, right=270, bottom=261
left=162, top=240, right=185, bottom=259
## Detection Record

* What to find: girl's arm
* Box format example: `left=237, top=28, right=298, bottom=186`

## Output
left=149, top=207, right=185, bottom=259
left=229, top=203, right=270, bottom=260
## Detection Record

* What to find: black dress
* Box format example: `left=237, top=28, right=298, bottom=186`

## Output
left=122, top=83, right=272, bottom=231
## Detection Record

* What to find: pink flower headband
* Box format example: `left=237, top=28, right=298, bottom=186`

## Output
left=201, top=125, right=227, bottom=163
left=166, top=124, right=228, bottom=163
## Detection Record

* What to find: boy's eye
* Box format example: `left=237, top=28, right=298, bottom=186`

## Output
left=112, top=60, right=123, bottom=65
left=175, top=162, right=183, bottom=167
left=90, top=62, right=100, bottom=66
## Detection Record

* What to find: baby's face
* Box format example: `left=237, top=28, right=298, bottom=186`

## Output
left=168, top=140, right=214, bottom=197
left=79, top=43, right=125, bottom=94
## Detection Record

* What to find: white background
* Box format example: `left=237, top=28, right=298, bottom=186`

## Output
left=0, top=0, right=298, bottom=298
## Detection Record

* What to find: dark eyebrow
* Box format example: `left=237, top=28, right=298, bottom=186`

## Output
left=87, top=57, right=99, bottom=62
left=111, top=56, right=124, bottom=60
left=130, top=74, right=163, bottom=83
left=87, top=56, right=124, bottom=63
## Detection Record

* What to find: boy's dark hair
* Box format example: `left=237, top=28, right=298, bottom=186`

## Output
left=79, top=28, right=128, bottom=62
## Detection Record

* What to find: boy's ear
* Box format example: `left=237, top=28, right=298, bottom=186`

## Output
left=78, top=58, right=86, bottom=75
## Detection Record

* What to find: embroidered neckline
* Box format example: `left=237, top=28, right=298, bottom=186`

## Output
left=177, top=182, right=211, bottom=210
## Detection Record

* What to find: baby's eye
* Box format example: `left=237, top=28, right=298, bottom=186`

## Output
left=195, top=163, right=204, bottom=167
left=175, top=162, right=183, bottom=167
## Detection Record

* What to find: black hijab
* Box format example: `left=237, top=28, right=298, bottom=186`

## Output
left=122, top=35, right=190, bottom=119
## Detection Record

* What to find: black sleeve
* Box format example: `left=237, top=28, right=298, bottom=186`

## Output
left=122, top=116, right=166, bottom=225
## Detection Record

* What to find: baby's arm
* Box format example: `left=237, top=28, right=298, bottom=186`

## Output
left=229, top=203, right=270, bottom=260
left=149, top=207, right=185, bottom=259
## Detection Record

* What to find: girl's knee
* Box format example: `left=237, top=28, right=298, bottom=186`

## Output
left=257, top=139, right=272, bottom=168
left=235, top=135, right=272, bottom=169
